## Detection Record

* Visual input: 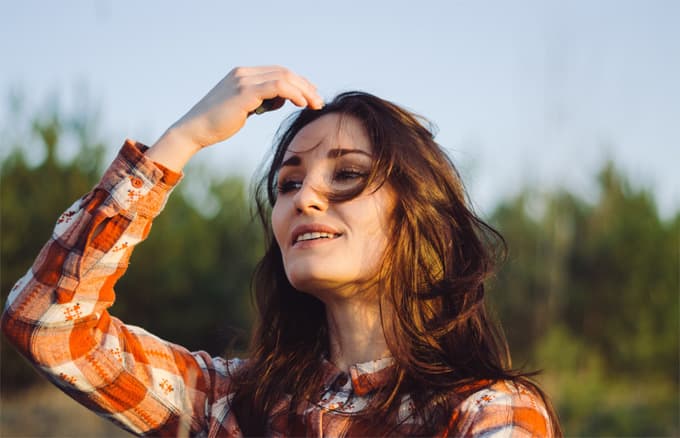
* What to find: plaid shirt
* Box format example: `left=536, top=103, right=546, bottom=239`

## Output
left=2, top=140, right=554, bottom=437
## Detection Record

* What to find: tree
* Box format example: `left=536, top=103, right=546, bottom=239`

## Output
left=488, top=163, right=679, bottom=435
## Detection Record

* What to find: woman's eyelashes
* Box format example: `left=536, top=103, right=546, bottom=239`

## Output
left=333, top=167, right=368, bottom=183
left=276, top=167, right=369, bottom=194
left=277, top=179, right=303, bottom=194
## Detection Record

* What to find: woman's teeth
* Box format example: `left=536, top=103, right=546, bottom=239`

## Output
left=295, top=232, right=338, bottom=243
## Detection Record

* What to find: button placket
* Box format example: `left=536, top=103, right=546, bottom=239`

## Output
left=331, top=372, right=349, bottom=391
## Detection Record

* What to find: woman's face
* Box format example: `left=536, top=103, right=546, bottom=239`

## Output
left=271, top=114, right=395, bottom=300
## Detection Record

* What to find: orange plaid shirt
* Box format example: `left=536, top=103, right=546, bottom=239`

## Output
left=2, top=140, right=554, bottom=437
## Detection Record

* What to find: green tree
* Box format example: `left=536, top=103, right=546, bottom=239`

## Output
left=488, top=163, right=679, bottom=435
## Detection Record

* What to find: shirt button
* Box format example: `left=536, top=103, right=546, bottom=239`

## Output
left=332, top=373, right=349, bottom=390
left=131, top=177, right=143, bottom=188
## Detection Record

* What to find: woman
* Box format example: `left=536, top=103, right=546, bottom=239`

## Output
left=2, top=66, right=560, bottom=436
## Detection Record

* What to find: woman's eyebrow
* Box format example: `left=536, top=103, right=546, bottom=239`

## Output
left=280, top=155, right=301, bottom=168
left=327, top=148, right=373, bottom=158
left=279, top=149, right=372, bottom=169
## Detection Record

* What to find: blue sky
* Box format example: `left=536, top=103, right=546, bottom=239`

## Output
left=2, top=0, right=678, bottom=217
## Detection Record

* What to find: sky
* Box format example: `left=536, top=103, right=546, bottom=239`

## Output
left=2, top=0, right=679, bottom=217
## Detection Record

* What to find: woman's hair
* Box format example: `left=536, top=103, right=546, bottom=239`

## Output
left=230, top=91, right=560, bottom=436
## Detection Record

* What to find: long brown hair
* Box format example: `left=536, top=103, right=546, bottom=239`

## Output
left=230, top=92, right=561, bottom=436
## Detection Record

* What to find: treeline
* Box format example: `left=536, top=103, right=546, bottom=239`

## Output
left=487, top=165, right=679, bottom=435
left=1, top=104, right=678, bottom=436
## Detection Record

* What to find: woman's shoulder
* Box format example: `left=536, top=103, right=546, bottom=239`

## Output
left=448, top=379, right=554, bottom=437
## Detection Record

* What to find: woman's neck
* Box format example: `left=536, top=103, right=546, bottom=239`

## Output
left=324, top=296, right=391, bottom=372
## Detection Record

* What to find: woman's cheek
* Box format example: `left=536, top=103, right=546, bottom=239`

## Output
left=271, top=204, right=286, bottom=249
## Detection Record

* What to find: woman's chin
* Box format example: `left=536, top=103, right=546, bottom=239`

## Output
left=288, top=273, right=339, bottom=295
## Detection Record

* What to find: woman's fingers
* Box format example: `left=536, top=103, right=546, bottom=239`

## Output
left=254, top=78, right=309, bottom=108
left=236, top=67, right=323, bottom=110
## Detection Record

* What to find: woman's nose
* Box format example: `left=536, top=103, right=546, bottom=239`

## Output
left=293, top=179, right=328, bottom=213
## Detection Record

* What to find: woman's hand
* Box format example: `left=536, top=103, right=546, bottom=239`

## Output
left=146, top=66, right=323, bottom=171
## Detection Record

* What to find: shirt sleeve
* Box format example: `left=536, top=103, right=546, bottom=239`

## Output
left=445, top=380, right=554, bottom=437
left=1, top=140, right=233, bottom=437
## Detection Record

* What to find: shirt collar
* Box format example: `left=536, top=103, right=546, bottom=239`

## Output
left=321, top=357, right=396, bottom=396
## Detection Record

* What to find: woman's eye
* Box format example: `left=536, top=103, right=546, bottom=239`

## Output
left=334, top=168, right=368, bottom=182
left=277, top=180, right=302, bottom=194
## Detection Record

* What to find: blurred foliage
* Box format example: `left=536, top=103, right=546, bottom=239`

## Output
left=1, top=97, right=678, bottom=436
left=488, top=165, right=679, bottom=436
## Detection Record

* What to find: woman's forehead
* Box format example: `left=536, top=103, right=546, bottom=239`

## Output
left=284, top=113, right=372, bottom=157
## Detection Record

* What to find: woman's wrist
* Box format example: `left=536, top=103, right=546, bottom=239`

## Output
left=145, top=126, right=202, bottom=173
